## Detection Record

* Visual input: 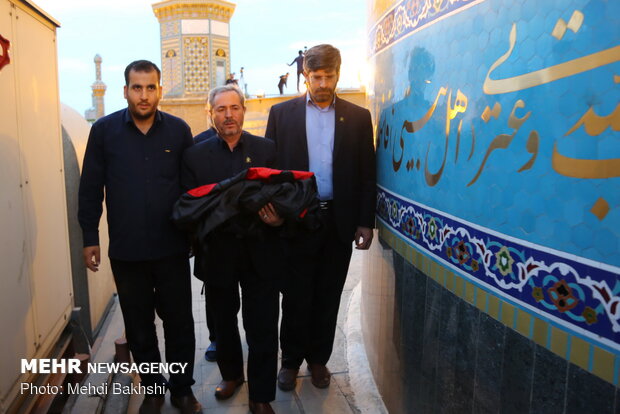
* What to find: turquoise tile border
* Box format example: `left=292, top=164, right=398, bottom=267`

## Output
left=379, top=221, right=619, bottom=385
left=377, top=188, right=620, bottom=354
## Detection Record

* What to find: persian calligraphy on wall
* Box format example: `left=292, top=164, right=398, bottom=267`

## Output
left=371, top=0, right=619, bottom=268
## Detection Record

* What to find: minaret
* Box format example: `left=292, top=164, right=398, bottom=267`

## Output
left=152, top=0, right=236, bottom=98
left=84, top=54, right=106, bottom=123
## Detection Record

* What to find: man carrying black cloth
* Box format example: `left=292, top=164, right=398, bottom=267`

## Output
left=179, top=85, right=282, bottom=414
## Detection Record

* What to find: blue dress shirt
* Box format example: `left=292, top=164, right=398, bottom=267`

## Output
left=305, top=93, right=335, bottom=200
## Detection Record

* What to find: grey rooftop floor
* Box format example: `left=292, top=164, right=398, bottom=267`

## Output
left=70, top=247, right=386, bottom=414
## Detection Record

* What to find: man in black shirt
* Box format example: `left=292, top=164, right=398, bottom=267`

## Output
left=277, top=73, right=289, bottom=95
left=181, top=85, right=280, bottom=414
left=288, top=50, right=304, bottom=92
left=225, top=72, right=238, bottom=85
left=78, top=60, right=201, bottom=414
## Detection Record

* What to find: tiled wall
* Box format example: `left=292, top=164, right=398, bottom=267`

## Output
left=369, top=0, right=619, bottom=266
left=365, top=0, right=620, bottom=410
left=361, top=225, right=619, bottom=413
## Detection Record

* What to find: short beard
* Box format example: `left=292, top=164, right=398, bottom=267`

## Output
left=217, top=126, right=241, bottom=137
left=129, top=106, right=155, bottom=120
left=311, top=88, right=334, bottom=103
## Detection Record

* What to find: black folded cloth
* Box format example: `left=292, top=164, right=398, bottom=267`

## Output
left=172, top=167, right=321, bottom=241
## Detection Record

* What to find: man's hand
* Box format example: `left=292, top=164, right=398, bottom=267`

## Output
left=258, top=203, right=284, bottom=227
left=354, top=227, right=373, bottom=250
left=83, top=246, right=101, bottom=272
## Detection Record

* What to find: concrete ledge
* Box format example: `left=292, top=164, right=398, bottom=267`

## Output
left=345, top=283, right=388, bottom=414
left=63, top=299, right=127, bottom=414
left=102, top=373, right=132, bottom=414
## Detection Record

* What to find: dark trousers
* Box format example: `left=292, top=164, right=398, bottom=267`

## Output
left=206, top=245, right=279, bottom=402
left=296, top=71, right=302, bottom=91
left=110, top=254, right=195, bottom=396
left=202, top=284, right=216, bottom=342
left=280, top=211, right=353, bottom=368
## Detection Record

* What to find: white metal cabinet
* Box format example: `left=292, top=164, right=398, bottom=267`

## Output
left=0, top=1, right=73, bottom=410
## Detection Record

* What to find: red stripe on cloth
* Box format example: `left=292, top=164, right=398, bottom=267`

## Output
left=245, top=167, right=281, bottom=180
left=291, top=171, right=314, bottom=180
left=245, top=167, right=314, bottom=181
left=187, top=183, right=217, bottom=197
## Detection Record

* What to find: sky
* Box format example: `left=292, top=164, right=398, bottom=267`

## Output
left=32, top=0, right=369, bottom=115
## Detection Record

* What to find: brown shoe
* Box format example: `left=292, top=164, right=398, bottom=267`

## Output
left=249, top=400, right=275, bottom=414
left=308, top=363, right=331, bottom=388
left=277, top=367, right=299, bottom=391
left=139, top=395, right=164, bottom=414
left=170, top=391, right=202, bottom=414
left=214, top=377, right=244, bottom=400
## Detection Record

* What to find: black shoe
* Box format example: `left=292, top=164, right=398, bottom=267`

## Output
left=308, top=363, right=331, bottom=388
left=277, top=367, right=299, bottom=391
left=170, top=391, right=202, bottom=414
left=249, top=400, right=275, bottom=414
left=204, top=341, right=217, bottom=362
left=214, top=377, right=244, bottom=400
left=139, top=395, right=164, bottom=414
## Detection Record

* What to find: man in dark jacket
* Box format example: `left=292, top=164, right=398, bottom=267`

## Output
left=181, top=85, right=280, bottom=414
left=78, top=60, right=200, bottom=414
left=266, top=44, right=376, bottom=391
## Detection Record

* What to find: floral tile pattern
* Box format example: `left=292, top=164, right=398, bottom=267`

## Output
left=377, top=186, right=620, bottom=352
left=369, top=0, right=482, bottom=55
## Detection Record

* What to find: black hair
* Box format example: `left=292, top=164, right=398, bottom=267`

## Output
left=124, top=60, right=161, bottom=85
left=303, top=44, right=341, bottom=73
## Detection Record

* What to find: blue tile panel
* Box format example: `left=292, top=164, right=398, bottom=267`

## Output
left=368, top=0, right=620, bottom=269
left=377, top=185, right=620, bottom=353
left=381, top=245, right=618, bottom=412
